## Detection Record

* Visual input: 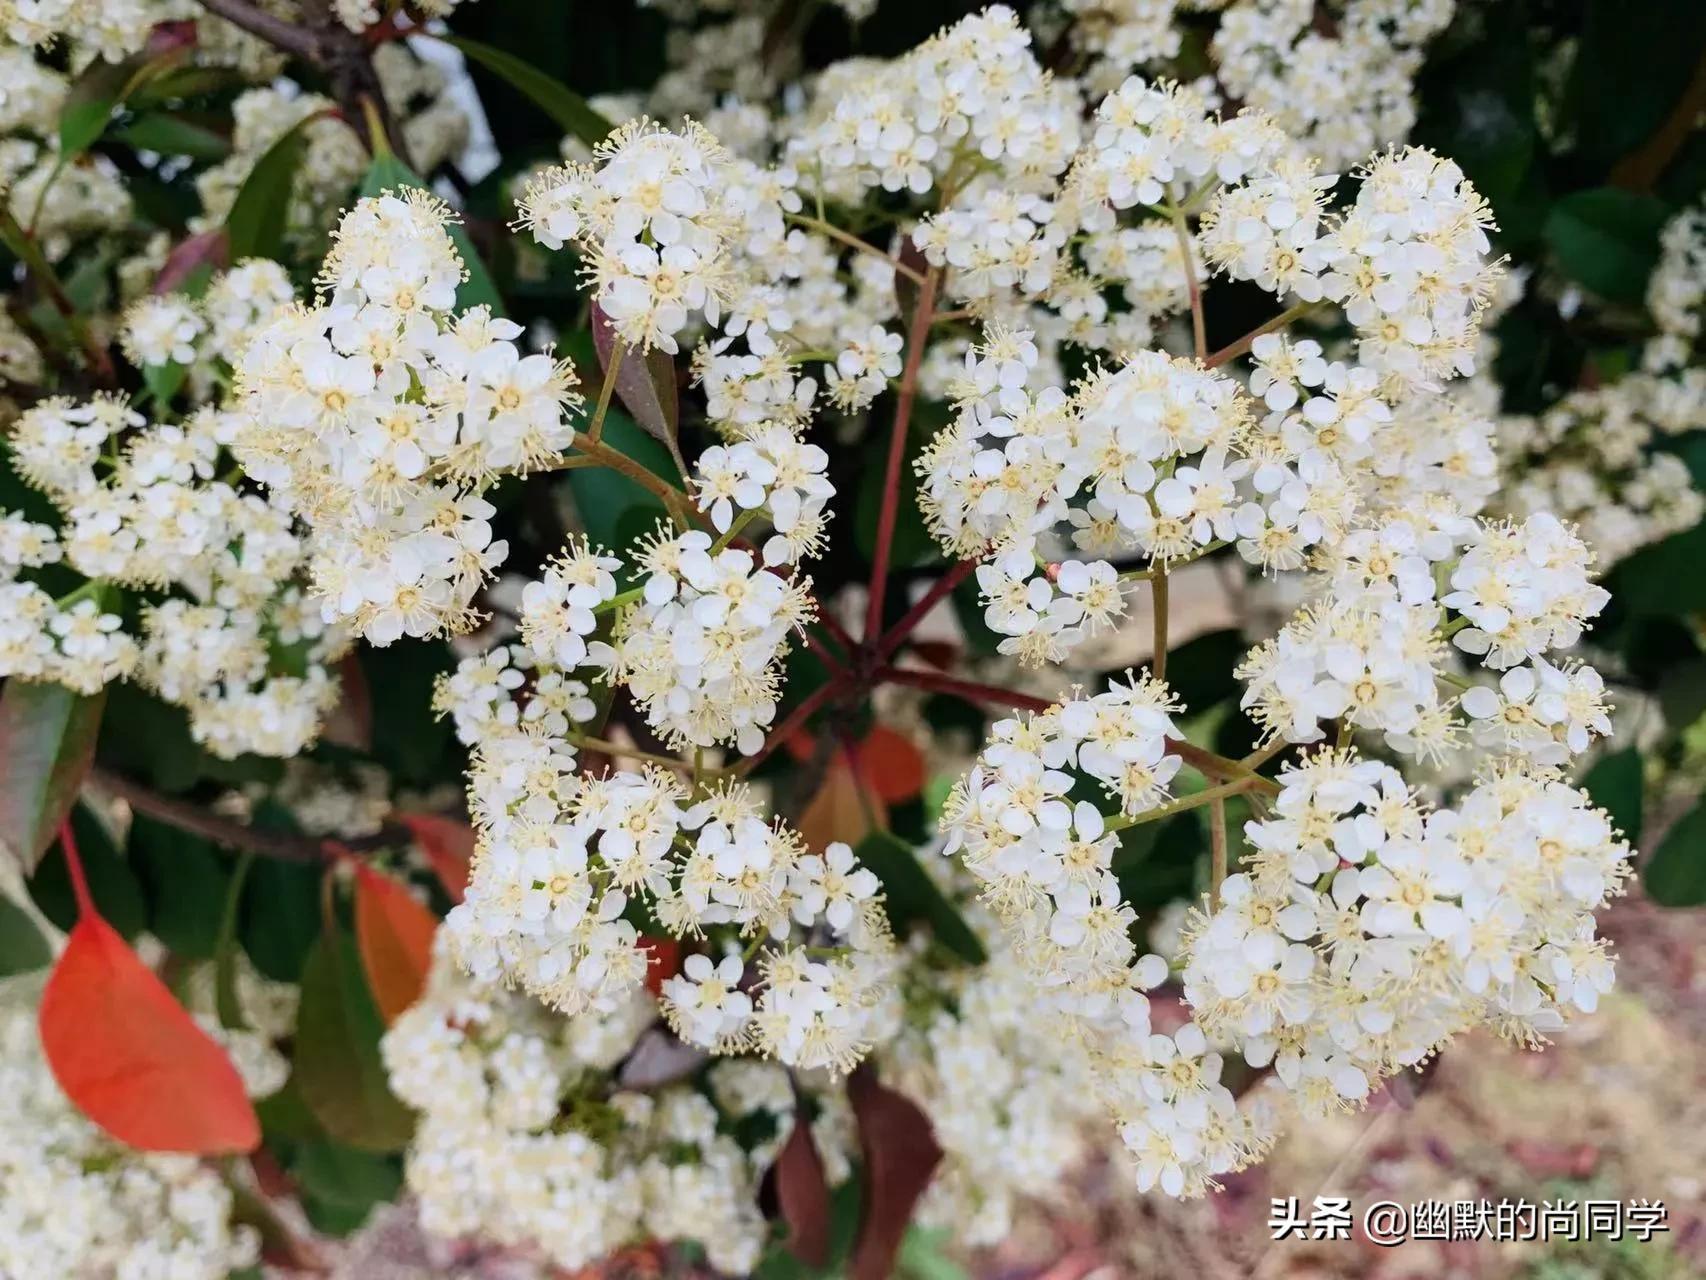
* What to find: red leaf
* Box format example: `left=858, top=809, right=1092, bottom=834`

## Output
left=590, top=298, right=680, bottom=449
left=39, top=914, right=259, bottom=1153
left=397, top=811, right=474, bottom=903
left=353, top=865, right=437, bottom=1024
left=848, top=1064, right=942, bottom=1280
left=773, top=1116, right=832, bottom=1266
left=638, top=935, right=681, bottom=996
left=854, top=726, right=926, bottom=803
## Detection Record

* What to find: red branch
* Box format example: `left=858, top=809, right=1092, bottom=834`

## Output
left=872, top=557, right=979, bottom=665
left=58, top=819, right=97, bottom=921
left=864, top=267, right=940, bottom=642
left=875, top=666, right=1053, bottom=713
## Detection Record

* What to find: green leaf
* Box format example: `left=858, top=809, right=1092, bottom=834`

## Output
left=1578, top=748, right=1644, bottom=848
left=129, top=815, right=231, bottom=960
left=1644, top=799, right=1706, bottom=907
left=1542, top=188, right=1672, bottom=304
left=239, top=855, right=322, bottom=982
left=362, top=641, right=456, bottom=786
left=59, top=56, right=143, bottom=157
left=292, top=1140, right=402, bottom=1230
left=359, top=152, right=504, bottom=314
left=28, top=803, right=149, bottom=939
left=0, top=681, right=106, bottom=875
left=0, top=894, right=52, bottom=975
left=440, top=34, right=615, bottom=149
left=113, top=112, right=231, bottom=161
left=1610, top=523, right=1706, bottom=616
left=141, top=359, right=187, bottom=405
left=853, top=830, right=985, bottom=964
left=294, top=929, right=415, bottom=1152
left=224, top=114, right=316, bottom=261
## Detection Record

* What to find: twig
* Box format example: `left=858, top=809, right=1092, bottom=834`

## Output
left=88, top=767, right=410, bottom=863
left=1204, top=301, right=1318, bottom=369
left=1208, top=796, right=1228, bottom=908
left=865, top=266, right=940, bottom=641
left=871, top=556, right=979, bottom=664
left=734, top=674, right=850, bottom=775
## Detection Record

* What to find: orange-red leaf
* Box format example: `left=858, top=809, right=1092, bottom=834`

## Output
left=854, top=726, right=926, bottom=804
left=797, top=759, right=882, bottom=853
left=638, top=935, right=681, bottom=996
left=397, top=811, right=474, bottom=903
left=353, top=866, right=437, bottom=1024
left=39, top=914, right=259, bottom=1153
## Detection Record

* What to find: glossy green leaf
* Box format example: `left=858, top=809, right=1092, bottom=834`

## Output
left=1578, top=748, right=1644, bottom=848
left=59, top=56, right=143, bottom=157
left=853, top=830, right=985, bottom=964
left=359, top=152, right=504, bottom=314
left=224, top=114, right=315, bottom=261
left=1542, top=188, right=1671, bottom=304
left=1643, top=799, right=1706, bottom=907
left=292, top=1140, right=402, bottom=1234
left=294, top=929, right=415, bottom=1152
left=114, top=112, right=231, bottom=161
left=129, top=815, right=231, bottom=960
left=0, top=681, right=106, bottom=874
left=440, top=34, right=614, bottom=149
left=239, top=854, right=321, bottom=982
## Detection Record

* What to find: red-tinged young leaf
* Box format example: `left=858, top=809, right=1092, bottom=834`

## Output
left=638, top=935, right=681, bottom=996
left=0, top=681, right=105, bottom=874
left=353, top=865, right=437, bottom=1024
left=798, top=759, right=882, bottom=854
left=854, top=726, right=926, bottom=803
left=773, top=1116, right=832, bottom=1266
left=154, top=228, right=228, bottom=297
left=847, top=1064, right=943, bottom=1280
left=591, top=300, right=680, bottom=450
left=397, top=811, right=473, bottom=903
left=40, top=914, right=259, bottom=1153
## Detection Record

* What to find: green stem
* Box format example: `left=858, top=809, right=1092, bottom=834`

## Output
left=1204, top=301, right=1320, bottom=369
left=785, top=212, right=925, bottom=284
left=1106, top=776, right=1256, bottom=832
left=588, top=337, right=624, bottom=446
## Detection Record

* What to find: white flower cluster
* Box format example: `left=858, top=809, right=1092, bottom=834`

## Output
left=120, top=260, right=296, bottom=382
left=382, top=957, right=769, bottom=1275
left=519, top=118, right=748, bottom=354
left=786, top=6, right=1082, bottom=201
left=232, top=191, right=582, bottom=646
left=1183, top=751, right=1628, bottom=1113
left=434, top=637, right=897, bottom=1074
left=0, top=1000, right=262, bottom=1280
left=1213, top=0, right=1458, bottom=168
left=1201, top=142, right=1501, bottom=385
left=3, top=390, right=347, bottom=755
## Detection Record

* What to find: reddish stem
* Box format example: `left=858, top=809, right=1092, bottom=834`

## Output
left=864, top=267, right=940, bottom=642
left=872, top=556, right=979, bottom=664
left=57, top=819, right=98, bottom=922
left=876, top=666, right=1053, bottom=713
left=813, top=605, right=857, bottom=657
left=799, top=626, right=849, bottom=677
left=735, top=673, right=851, bottom=775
